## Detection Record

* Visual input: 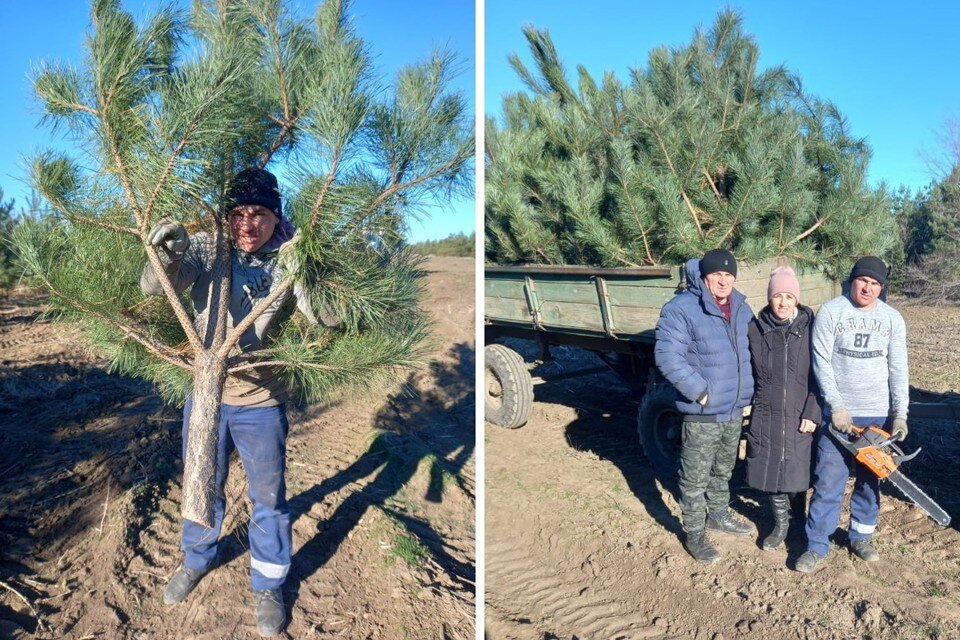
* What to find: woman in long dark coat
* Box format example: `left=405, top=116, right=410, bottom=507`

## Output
left=746, top=266, right=822, bottom=550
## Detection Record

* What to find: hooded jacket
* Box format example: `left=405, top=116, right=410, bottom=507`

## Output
left=140, top=218, right=318, bottom=406
left=654, top=258, right=754, bottom=421
left=745, top=304, right=822, bottom=492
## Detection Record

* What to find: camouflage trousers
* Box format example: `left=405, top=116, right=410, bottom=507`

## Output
left=678, top=419, right=742, bottom=532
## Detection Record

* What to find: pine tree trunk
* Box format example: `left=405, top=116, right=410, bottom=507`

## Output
left=181, top=352, right=228, bottom=527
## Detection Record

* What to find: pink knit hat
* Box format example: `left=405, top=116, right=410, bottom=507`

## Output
left=767, top=266, right=801, bottom=302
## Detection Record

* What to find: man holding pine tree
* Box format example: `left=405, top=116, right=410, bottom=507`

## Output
left=142, top=167, right=321, bottom=637
left=654, top=249, right=756, bottom=563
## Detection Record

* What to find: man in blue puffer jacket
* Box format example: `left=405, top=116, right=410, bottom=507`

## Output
left=654, top=249, right=756, bottom=563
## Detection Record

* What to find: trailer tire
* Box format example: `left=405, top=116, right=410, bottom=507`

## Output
left=485, top=344, right=533, bottom=429
left=637, top=383, right=683, bottom=476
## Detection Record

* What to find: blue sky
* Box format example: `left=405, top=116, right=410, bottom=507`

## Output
left=0, top=1, right=475, bottom=243
left=486, top=1, right=960, bottom=195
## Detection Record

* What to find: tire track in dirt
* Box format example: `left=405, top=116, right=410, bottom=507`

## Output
left=485, top=538, right=652, bottom=639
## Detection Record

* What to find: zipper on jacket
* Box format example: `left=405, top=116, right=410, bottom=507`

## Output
left=779, top=328, right=789, bottom=489
left=729, top=301, right=742, bottom=419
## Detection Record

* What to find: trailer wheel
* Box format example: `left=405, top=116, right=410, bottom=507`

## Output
left=637, top=382, right=682, bottom=476
left=485, top=344, right=533, bottom=428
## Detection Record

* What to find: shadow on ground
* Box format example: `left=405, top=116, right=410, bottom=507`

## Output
left=216, top=342, right=476, bottom=605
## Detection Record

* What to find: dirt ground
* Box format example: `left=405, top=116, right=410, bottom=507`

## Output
left=485, top=298, right=960, bottom=640
left=0, top=255, right=475, bottom=640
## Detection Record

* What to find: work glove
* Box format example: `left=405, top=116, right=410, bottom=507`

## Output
left=831, top=408, right=854, bottom=434
left=891, top=417, right=908, bottom=442
left=276, top=232, right=301, bottom=276
left=147, top=218, right=189, bottom=254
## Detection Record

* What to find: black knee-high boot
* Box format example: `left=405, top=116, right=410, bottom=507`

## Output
left=762, top=492, right=790, bottom=550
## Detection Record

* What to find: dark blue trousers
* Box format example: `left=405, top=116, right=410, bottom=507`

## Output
left=804, top=415, right=886, bottom=556
left=180, top=400, right=291, bottom=590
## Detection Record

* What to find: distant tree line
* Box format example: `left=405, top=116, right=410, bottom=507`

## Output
left=411, top=231, right=475, bottom=257
left=0, top=189, right=52, bottom=292
left=892, top=160, right=960, bottom=303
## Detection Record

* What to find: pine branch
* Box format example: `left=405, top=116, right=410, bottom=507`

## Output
left=703, top=168, right=723, bottom=201
left=783, top=190, right=855, bottom=250
left=208, top=220, right=232, bottom=351
left=227, top=359, right=335, bottom=374
left=640, top=116, right=705, bottom=238
left=308, top=151, right=341, bottom=228
left=38, top=271, right=191, bottom=370
left=143, top=66, right=240, bottom=223
left=102, top=118, right=145, bottom=224
left=613, top=173, right=655, bottom=265
left=143, top=247, right=205, bottom=354
left=348, top=151, right=470, bottom=230
left=216, top=275, right=294, bottom=359
left=44, top=191, right=139, bottom=237
left=258, top=117, right=302, bottom=167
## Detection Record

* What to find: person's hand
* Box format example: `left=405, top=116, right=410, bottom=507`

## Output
left=831, top=408, right=854, bottom=434
left=891, top=417, right=908, bottom=441
left=277, top=232, right=301, bottom=275
left=147, top=218, right=188, bottom=254
left=799, top=419, right=817, bottom=433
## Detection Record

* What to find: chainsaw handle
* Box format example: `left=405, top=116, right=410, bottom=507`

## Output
left=828, top=423, right=860, bottom=441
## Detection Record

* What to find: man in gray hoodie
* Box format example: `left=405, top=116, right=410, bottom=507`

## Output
left=796, top=256, right=909, bottom=573
left=142, top=168, right=313, bottom=636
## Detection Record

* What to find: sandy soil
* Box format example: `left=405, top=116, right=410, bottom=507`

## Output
left=0, top=255, right=475, bottom=640
left=485, top=300, right=960, bottom=640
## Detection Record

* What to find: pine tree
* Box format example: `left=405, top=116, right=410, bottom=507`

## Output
left=485, top=10, right=894, bottom=277
left=898, top=165, right=960, bottom=301
left=15, top=0, right=473, bottom=525
left=0, top=189, right=19, bottom=290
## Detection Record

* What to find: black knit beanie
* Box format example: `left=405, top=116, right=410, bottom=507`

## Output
left=226, top=168, right=282, bottom=217
left=700, top=248, right=737, bottom=278
left=848, top=256, right=887, bottom=286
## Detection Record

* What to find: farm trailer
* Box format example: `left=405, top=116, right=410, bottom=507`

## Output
left=483, top=258, right=839, bottom=474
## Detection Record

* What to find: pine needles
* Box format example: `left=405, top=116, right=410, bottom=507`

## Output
left=485, top=9, right=895, bottom=278
left=20, top=0, right=473, bottom=406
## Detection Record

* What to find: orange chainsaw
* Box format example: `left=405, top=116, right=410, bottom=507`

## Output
left=829, top=423, right=951, bottom=527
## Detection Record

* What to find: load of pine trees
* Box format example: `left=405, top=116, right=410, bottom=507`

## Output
left=485, top=11, right=895, bottom=278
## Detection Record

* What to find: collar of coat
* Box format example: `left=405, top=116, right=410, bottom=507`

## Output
left=756, top=304, right=813, bottom=335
